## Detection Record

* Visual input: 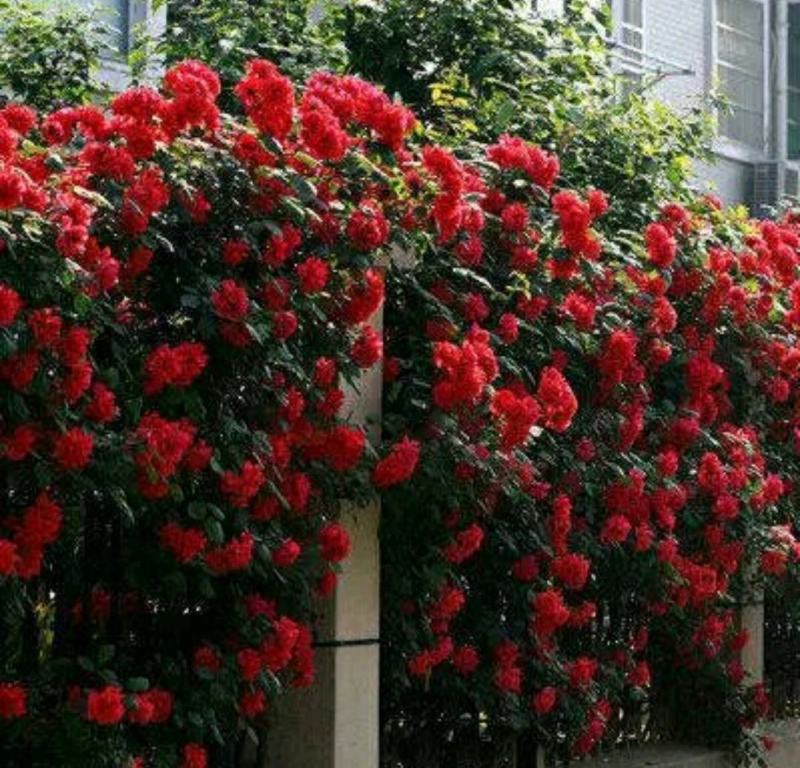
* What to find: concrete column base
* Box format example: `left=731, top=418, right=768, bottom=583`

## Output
left=264, top=502, right=380, bottom=768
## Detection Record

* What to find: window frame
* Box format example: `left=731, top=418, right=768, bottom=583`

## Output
left=711, top=0, right=770, bottom=157
left=125, top=0, right=151, bottom=52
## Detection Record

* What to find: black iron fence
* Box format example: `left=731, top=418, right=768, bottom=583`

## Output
left=765, top=588, right=800, bottom=719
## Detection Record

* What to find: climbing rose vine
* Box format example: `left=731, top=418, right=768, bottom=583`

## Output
left=0, top=60, right=416, bottom=768
left=0, top=57, right=796, bottom=768
left=379, top=136, right=800, bottom=764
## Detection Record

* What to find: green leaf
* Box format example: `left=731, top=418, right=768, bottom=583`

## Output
left=126, top=677, right=150, bottom=693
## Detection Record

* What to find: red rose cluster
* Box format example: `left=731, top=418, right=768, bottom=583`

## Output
left=0, top=54, right=797, bottom=768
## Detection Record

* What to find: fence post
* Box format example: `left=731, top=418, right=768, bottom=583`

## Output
left=264, top=307, right=383, bottom=768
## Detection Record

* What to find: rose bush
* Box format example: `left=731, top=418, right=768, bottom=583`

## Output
left=0, top=55, right=797, bottom=768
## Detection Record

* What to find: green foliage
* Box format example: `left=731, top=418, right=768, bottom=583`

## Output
left=0, top=1, right=114, bottom=109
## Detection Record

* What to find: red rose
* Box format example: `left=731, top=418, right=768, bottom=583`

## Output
left=273, top=310, right=298, bottom=340
left=567, top=656, right=598, bottom=689
left=551, top=553, right=591, bottom=591
left=160, top=523, right=207, bottom=564
left=52, top=428, right=94, bottom=471
left=350, top=326, right=383, bottom=368
left=532, top=686, right=557, bottom=715
left=372, top=437, right=420, bottom=488
left=237, top=648, right=263, bottom=682
left=222, top=239, right=249, bottom=265
left=537, top=366, right=578, bottom=432
left=211, top=279, right=249, bottom=321
left=323, top=426, right=365, bottom=471
left=628, top=661, right=651, bottom=687
left=452, top=645, right=480, bottom=676
left=87, top=685, right=125, bottom=725
left=180, top=743, right=208, bottom=768
left=193, top=646, right=221, bottom=676
left=531, top=589, right=570, bottom=640
left=0, top=540, right=16, bottom=575
left=3, top=423, right=38, bottom=461
left=0, top=683, right=26, bottom=719
left=240, top=690, right=267, bottom=718
left=443, top=524, right=484, bottom=565
left=319, top=523, right=351, bottom=563
left=205, top=532, right=254, bottom=575
left=272, top=538, right=301, bottom=568
left=500, top=202, right=529, bottom=232
left=600, top=514, right=632, bottom=545
left=0, top=283, right=22, bottom=326
left=235, top=59, right=295, bottom=140
left=645, top=221, right=677, bottom=268
left=84, top=382, right=118, bottom=423
left=511, top=554, right=538, bottom=582
left=28, top=308, right=62, bottom=346
left=295, top=256, right=330, bottom=294
left=346, top=200, right=389, bottom=252
left=0, top=169, right=23, bottom=210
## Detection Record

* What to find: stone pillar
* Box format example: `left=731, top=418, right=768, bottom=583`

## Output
left=265, top=309, right=383, bottom=768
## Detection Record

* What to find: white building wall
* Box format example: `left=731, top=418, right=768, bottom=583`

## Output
left=646, top=0, right=710, bottom=108
left=613, top=0, right=777, bottom=208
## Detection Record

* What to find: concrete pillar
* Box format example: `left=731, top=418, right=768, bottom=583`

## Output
left=265, top=308, right=383, bottom=768
left=739, top=592, right=765, bottom=683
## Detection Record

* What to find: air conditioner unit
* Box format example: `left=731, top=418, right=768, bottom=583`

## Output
left=752, top=161, right=800, bottom=217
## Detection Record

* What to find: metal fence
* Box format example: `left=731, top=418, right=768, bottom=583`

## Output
left=765, top=589, right=800, bottom=719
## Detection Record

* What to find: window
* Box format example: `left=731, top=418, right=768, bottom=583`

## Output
left=620, top=0, right=644, bottom=67
left=715, top=0, right=766, bottom=149
left=788, top=4, right=800, bottom=159
left=612, top=0, right=645, bottom=92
